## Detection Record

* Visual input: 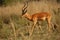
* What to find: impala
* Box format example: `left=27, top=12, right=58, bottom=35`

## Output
left=22, top=1, right=52, bottom=37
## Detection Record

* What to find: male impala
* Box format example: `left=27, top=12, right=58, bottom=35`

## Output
left=22, top=1, right=52, bottom=37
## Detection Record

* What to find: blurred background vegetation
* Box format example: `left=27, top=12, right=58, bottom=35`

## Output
left=0, top=0, right=23, bottom=6
left=0, top=0, right=60, bottom=40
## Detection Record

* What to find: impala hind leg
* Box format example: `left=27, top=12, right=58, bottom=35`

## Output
left=29, top=20, right=37, bottom=37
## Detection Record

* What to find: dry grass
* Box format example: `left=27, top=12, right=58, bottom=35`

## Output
left=0, top=1, right=60, bottom=40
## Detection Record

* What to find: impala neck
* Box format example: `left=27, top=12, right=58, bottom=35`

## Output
left=25, top=13, right=32, bottom=20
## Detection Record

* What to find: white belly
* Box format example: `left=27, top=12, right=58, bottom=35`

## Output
left=41, top=17, right=46, bottom=20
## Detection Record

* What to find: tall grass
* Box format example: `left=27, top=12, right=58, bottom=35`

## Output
left=0, top=1, right=60, bottom=40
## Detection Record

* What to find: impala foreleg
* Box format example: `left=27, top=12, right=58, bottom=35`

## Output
left=29, top=20, right=37, bottom=37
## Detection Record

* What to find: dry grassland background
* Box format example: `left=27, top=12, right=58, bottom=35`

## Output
left=0, top=0, right=60, bottom=40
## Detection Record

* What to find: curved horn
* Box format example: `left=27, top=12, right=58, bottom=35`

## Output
left=22, top=1, right=28, bottom=15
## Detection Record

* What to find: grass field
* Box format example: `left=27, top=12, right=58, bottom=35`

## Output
left=0, top=1, right=60, bottom=40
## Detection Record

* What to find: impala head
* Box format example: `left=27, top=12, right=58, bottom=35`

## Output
left=22, top=1, right=28, bottom=17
